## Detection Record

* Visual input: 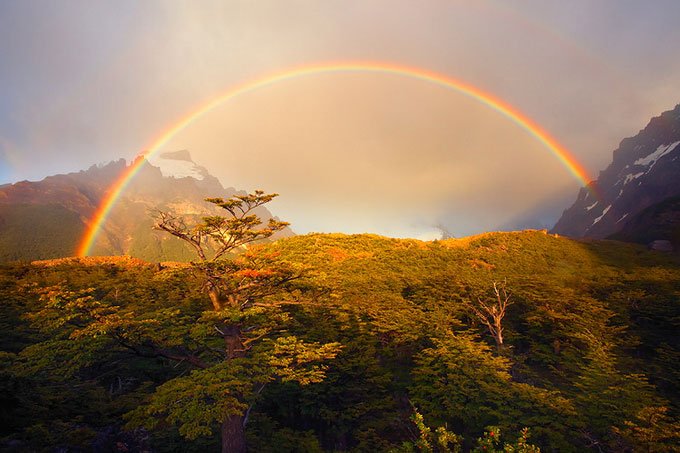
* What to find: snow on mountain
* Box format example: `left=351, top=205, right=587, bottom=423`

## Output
left=634, top=140, right=680, bottom=168
left=621, top=172, right=645, bottom=186
left=591, top=205, right=611, bottom=226
left=148, top=150, right=205, bottom=180
left=553, top=103, right=680, bottom=239
left=0, top=154, right=292, bottom=261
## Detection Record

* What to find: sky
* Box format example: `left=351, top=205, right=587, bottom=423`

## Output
left=1, top=0, right=679, bottom=238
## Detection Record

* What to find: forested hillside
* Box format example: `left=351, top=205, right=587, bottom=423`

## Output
left=1, top=231, right=679, bottom=452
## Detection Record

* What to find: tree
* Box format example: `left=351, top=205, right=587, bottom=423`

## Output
left=470, top=280, right=512, bottom=351
left=572, top=333, right=674, bottom=451
left=614, top=406, right=680, bottom=452
left=17, top=191, right=340, bottom=453
left=144, top=191, right=339, bottom=452
left=154, top=190, right=290, bottom=310
left=409, top=333, right=575, bottom=449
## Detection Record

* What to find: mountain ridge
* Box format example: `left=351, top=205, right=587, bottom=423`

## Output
left=0, top=152, right=291, bottom=262
left=553, top=103, right=680, bottom=241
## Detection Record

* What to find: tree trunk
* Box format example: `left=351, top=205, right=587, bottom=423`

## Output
left=209, top=287, right=223, bottom=311
left=222, top=325, right=245, bottom=359
left=494, top=318, right=503, bottom=350
left=213, top=289, right=247, bottom=451
left=221, top=415, right=247, bottom=453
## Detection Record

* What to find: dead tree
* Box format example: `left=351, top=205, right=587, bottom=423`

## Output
left=471, top=280, right=512, bottom=351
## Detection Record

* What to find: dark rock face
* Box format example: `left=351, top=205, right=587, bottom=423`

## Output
left=609, top=195, right=680, bottom=249
left=553, top=104, right=680, bottom=238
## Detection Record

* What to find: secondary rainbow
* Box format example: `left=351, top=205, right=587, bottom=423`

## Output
left=77, top=61, right=595, bottom=257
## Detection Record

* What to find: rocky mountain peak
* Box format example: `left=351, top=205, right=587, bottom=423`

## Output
left=553, top=104, right=680, bottom=239
left=0, top=153, right=292, bottom=262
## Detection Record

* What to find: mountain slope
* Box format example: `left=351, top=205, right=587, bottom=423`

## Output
left=609, top=195, right=680, bottom=248
left=553, top=104, right=680, bottom=239
left=0, top=152, right=291, bottom=262
left=0, top=204, right=85, bottom=262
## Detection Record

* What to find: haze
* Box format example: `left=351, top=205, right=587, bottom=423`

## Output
left=2, top=0, right=679, bottom=237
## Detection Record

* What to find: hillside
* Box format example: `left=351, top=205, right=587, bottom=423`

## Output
left=2, top=231, right=678, bottom=451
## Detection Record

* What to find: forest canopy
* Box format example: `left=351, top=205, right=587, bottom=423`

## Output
left=1, top=195, right=679, bottom=452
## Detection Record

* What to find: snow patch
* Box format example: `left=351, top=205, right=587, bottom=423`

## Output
left=586, top=201, right=598, bottom=211
left=148, top=155, right=205, bottom=180
left=634, top=141, right=680, bottom=168
left=591, top=205, right=611, bottom=226
left=616, top=213, right=629, bottom=224
left=622, top=172, right=645, bottom=185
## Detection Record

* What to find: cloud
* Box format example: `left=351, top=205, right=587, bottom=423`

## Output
left=1, top=0, right=679, bottom=234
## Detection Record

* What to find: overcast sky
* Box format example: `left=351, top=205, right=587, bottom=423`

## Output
left=1, top=1, right=679, bottom=237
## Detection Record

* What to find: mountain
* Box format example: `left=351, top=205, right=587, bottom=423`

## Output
left=609, top=195, right=680, bottom=248
left=552, top=104, right=680, bottom=242
left=0, top=152, right=291, bottom=262
left=148, top=149, right=212, bottom=181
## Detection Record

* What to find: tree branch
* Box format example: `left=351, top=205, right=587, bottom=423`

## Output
left=115, top=335, right=208, bottom=369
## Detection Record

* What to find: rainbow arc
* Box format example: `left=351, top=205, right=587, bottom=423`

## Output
left=77, top=61, right=595, bottom=257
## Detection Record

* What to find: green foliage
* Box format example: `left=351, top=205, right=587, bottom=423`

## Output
left=396, top=409, right=540, bottom=453
left=1, top=230, right=680, bottom=451
left=0, top=204, right=84, bottom=262
left=472, top=426, right=540, bottom=453
left=409, top=334, right=575, bottom=448
left=247, top=414, right=325, bottom=453
left=572, top=335, right=667, bottom=450
left=155, top=191, right=289, bottom=262
left=127, top=360, right=256, bottom=439
left=126, top=337, right=339, bottom=440
left=408, top=408, right=462, bottom=453
left=614, top=406, right=680, bottom=452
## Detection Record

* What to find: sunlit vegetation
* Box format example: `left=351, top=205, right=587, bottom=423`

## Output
left=1, top=218, right=680, bottom=450
left=0, top=204, right=84, bottom=262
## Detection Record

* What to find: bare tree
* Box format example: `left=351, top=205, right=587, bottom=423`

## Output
left=471, top=280, right=513, bottom=351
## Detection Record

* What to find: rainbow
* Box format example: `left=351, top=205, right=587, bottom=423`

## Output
left=77, top=61, right=595, bottom=257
